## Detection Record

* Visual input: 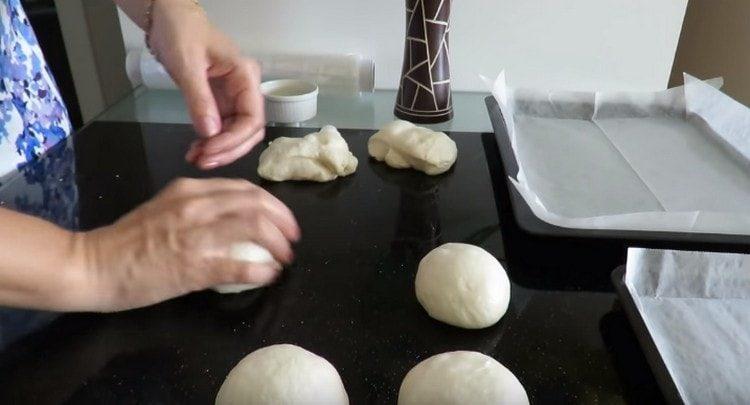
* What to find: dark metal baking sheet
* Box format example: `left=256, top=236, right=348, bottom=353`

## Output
left=485, top=96, right=750, bottom=253
left=611, top=266, right=684, bottom=405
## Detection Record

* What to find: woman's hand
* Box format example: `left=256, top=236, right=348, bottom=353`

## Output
left=80, top=178, right=300, bottom=312
left=120, top=0, right=266, bottom=169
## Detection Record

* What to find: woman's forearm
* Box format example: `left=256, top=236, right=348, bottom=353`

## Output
left=113, top=0, right=200, bottom=30
left=0, top=175, right=300, bottom=312
left=0, top=208, right=90, bottom=311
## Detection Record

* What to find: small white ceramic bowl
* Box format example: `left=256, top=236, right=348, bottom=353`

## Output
left=260, top=79, right=319, bottom=125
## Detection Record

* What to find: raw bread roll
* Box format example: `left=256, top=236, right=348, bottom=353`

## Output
left=212, top=242, right=279, bottom=294
left=258, top=125, right=358, bottom=182
left=398, top=351, right=529, bottom=405
left=216, top=344, right=349, bottom=405
left=368, top=120, right=457, bottom=175
left=415, top=243, right=510, bottom=329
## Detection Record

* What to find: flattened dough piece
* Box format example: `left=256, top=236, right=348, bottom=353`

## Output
left=368, top=120, right=457, bottom=175
left=258, top=125, right=358, bottom=182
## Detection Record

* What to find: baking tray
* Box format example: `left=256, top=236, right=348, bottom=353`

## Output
left=485, top=96, right=750, bottom=253
left=611, top=266, right=683, bottom=405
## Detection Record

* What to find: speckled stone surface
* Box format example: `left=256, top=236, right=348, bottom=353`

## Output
left=0, top=122, right=664, bottom=404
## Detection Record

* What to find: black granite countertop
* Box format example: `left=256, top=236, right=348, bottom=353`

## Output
left=0, top=122, right=664, bottom=404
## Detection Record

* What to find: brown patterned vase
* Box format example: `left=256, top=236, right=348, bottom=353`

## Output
left=394, top=0, right=453, bottom=124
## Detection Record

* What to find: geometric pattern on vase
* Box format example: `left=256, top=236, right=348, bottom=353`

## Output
left=395, top=0, right=453, bottom=123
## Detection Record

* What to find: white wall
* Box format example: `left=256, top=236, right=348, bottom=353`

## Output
left=119, top=0, right=688, bottom=92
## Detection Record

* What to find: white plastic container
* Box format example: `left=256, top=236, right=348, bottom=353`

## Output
left=126, top=50, right=374, bottom=96
left=260, top=79, right=319, bottom=125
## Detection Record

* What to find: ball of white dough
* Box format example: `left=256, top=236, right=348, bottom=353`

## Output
left=212, top=242, right=279, bottom=294
left=398, top=351, right=529, bottom=405
left=415, top=243, right=510, bottom=329
left=216, top=344, right=349, bottom=405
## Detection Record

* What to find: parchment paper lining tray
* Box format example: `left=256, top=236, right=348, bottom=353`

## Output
left=622, top=248, right=750, bottom=404
left=490, top=72, right=750, bottom=235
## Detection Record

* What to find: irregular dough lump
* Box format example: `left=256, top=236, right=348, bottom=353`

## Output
left=216, top=344, right=349, bottom=405
left=415, top=243, right=510, bottom=329
left=258, top=125, right=358, bottom=182
left=212, top=242, right=279, bottom=294
left=398, top=351, right=529, bottom=405
left=368, top=120, right=457, bottom=175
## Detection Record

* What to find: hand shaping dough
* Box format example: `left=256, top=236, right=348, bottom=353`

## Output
left=398, top=351, right=529, bottom=405
left=415, top=243, right=510, bottom=329
left=212, top=242, right=279, bottom=294
left=258, top=125, right=358, bottom=182
left=216, top=344, right=349, bottom=405
left=368, top=120, right=457, bottom=175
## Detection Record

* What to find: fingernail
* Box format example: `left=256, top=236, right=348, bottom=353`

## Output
left=201, top=116, right=220, bottom=136
left=202, top=161, right=219, bottom=169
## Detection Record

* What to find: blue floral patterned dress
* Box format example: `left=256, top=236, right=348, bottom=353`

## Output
left=0, top=0, right=71, bottom=177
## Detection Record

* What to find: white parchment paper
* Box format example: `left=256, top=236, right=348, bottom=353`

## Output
left=625, top=248, right=750, bottom=404
left=491, top=72, right=750, bottom=234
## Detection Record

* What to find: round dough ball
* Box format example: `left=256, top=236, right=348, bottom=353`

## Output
left=216, top=344, right=349, bottom=405
left=398, top=351, right=529, bottom=405
left=415, top=243, right=510, bottom=329
left=212, top=242, right=279, bottom=294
